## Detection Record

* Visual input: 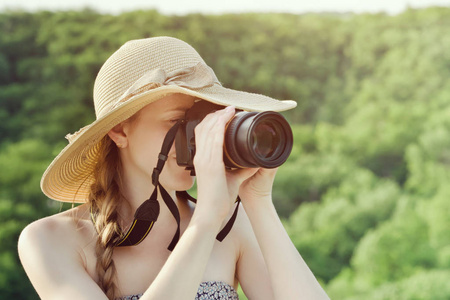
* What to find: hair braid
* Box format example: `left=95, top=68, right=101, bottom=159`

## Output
left=88, top=136, right=124, bottom=300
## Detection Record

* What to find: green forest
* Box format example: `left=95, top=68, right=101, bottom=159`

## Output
left=1, top=6, right=450, bottom=299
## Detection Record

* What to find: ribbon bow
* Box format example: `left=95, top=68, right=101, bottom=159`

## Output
left=113, top=62, right=221, bottom=110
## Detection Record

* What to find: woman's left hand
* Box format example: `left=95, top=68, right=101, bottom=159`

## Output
left=238, top=167, right=278, bottom=205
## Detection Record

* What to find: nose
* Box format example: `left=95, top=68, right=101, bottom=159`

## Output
left=168, top=142, right=177, bottom=159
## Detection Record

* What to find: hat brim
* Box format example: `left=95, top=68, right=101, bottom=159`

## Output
left=41, top=84, right=297, bottom=203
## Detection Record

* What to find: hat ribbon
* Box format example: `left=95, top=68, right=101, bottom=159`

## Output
left=113, top=61, right=221, bottom=110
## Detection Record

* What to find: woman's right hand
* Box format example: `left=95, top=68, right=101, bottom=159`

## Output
left=192, top=106, right=259, bottom=223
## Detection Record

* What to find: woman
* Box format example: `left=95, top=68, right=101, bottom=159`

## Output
left=18, top=36, right=329, bottom=300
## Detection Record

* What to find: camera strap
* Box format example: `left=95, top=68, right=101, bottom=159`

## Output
left=91, top=120, right=241, bottom=251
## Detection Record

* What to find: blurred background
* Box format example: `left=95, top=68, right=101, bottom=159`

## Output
left=1, top=0, right=450, bottom=299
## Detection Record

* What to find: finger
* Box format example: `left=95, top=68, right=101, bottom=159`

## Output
left=263, top=168, right=279, bottom=184
left=258, top=167, right=278, bottom=177
left=196, top=106, right=235, bottom=137
left=227, top=167, right=260, bottom=185
left=244, top=167, right=278, bottom=184
left=194, top=107, right=235, bottom=164
left=194, top=113, right=223, bottom=164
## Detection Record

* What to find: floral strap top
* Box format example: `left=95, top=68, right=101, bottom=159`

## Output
left=117, top=281, right=239, bottom=300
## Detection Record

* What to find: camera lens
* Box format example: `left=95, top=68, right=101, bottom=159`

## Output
left=224, top=111, right=293, bottom=168
left=252, top=120, right=281, bottom=158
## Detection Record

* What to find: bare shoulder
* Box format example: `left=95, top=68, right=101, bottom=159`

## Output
left=17, top=204, right=103, bottom=299
left=18, top=204, right=94, bottom=257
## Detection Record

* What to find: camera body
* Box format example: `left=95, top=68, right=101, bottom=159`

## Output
left=175, top=101, right=293, bottom=172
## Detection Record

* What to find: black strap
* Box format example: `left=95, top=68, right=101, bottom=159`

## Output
left=176, top=191, right=241, bottom=242
left=151, top=120, right=183, bottom=251
left=216, top=196, right=241, bottom=241
left=89, top=196, right=160, bottom=247
left=160, top=185, right=181, bottom=251
left=116, top=197, right=160, bottom=247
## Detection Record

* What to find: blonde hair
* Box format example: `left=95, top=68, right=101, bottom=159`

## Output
left=88, top=136, right=123, bottom=299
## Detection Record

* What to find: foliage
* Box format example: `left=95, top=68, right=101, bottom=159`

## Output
left=1, top=6, right=450, bottom=299
left=287, top=169, right=400, bottom=281
left=331, top=269, right=450, bottom=300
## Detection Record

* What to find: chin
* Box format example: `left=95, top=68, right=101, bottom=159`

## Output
left=160, top=164, right=195, bottom=191
left=174, top=175, right=195, bottom=191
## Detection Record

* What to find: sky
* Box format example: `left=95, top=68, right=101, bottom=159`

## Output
left=0, top=0, right=449, bottom=15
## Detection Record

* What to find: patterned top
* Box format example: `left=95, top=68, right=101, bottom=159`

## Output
left=117, top=281, right=239, bottom=300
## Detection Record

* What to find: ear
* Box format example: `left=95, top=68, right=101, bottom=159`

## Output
left=108, top=123, right=128, bottom=149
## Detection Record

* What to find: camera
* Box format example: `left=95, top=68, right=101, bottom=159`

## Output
left=175, top=101, right=293, bottom=171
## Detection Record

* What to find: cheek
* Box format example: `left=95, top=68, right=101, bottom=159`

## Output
left=128, top=129, right=166, bottom=172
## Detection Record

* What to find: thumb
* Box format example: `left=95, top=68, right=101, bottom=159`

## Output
left=228, top=167, right=260, bottom=185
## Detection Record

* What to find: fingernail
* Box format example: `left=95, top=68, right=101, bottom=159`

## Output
left=225, top=106, right=235, bottom=112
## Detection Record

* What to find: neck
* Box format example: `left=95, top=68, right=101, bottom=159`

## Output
left=119, top=175, right=181, bottom=225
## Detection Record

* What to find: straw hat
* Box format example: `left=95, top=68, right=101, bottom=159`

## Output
left=41, top=36, right=297, bottom=203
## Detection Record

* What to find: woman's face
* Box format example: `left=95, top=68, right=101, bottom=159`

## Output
left=116, top=93, right=196, bottom=194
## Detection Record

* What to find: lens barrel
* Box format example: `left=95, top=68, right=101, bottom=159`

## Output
left=223, top=111, right=293, bottom=168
